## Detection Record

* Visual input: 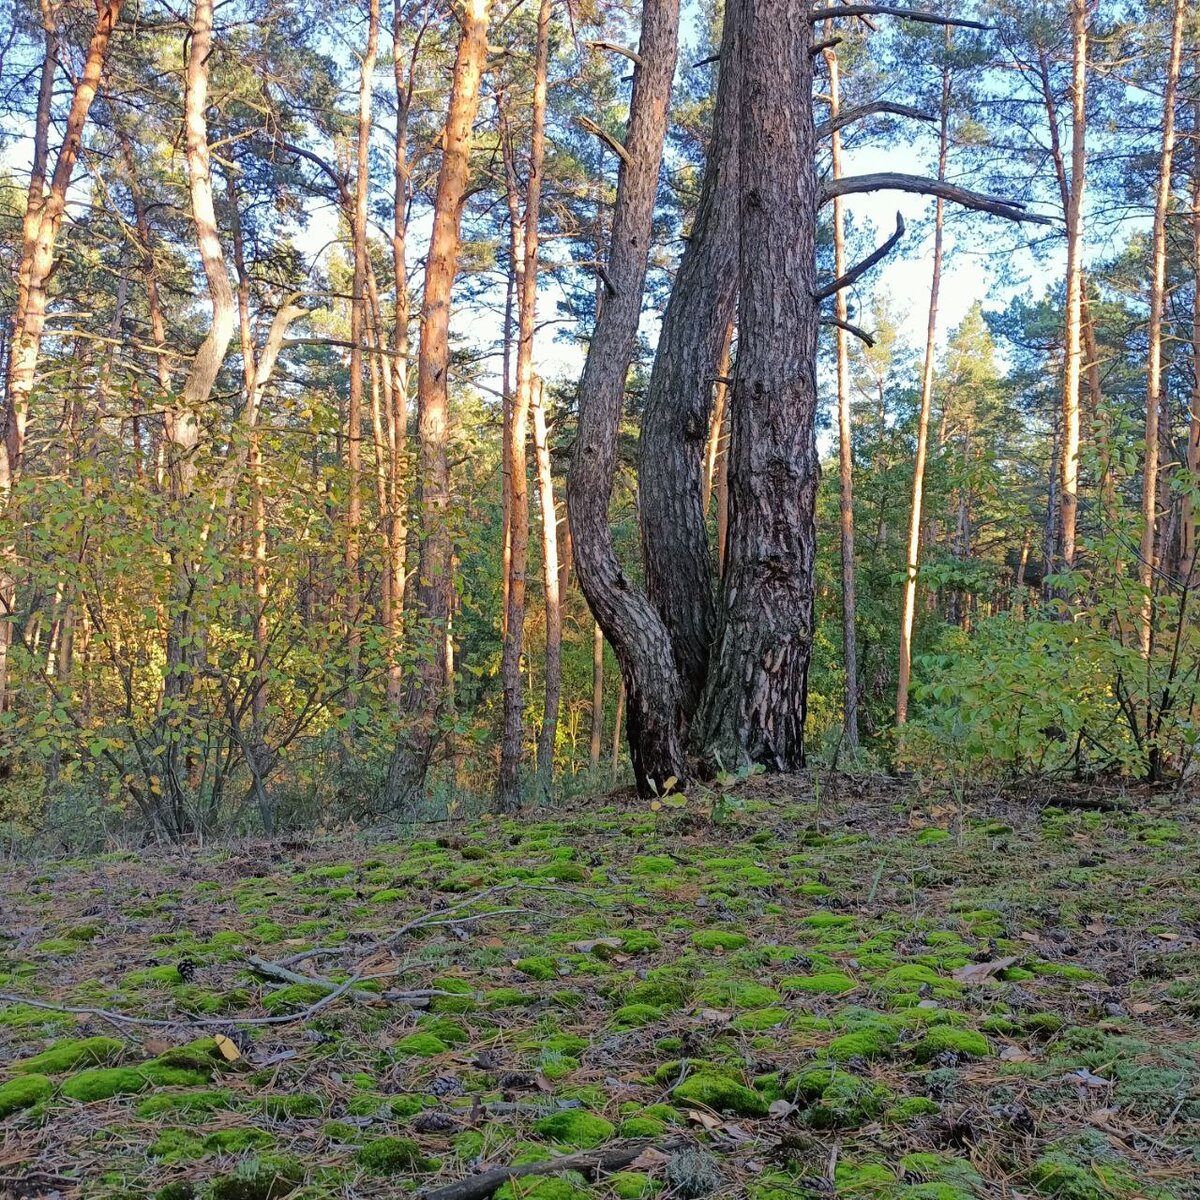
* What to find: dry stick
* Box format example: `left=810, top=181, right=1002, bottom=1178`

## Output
left=419, top=1137, right=690, bottom=1200
left=244, top=953, right=380, bottom=1001
left=814, top=212, right=905, bottom=302
left=808, top=6, right=989, bottom=29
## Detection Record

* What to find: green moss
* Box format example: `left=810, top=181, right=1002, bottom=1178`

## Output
left=262, top=1093, right=325, bottom=1119
left=700, top=980, right=780, bottom=1009
left=915, top=828, right=951, bottom=845
left=495, top=1176, right=589, bottom=1200
left=136, top=1089, right=235, bottom=1118
left=533, top=1109, right=616, bottom=1149
left=0, top=1073, right=53, bottom=1118
left=150, top=1126, right=277, bottom=1162
left=613, top=1003, right=662, bottom=1027
left=487, top=987, right=538, bottom=1009
left=205, top=1155, right=304, bottom=1200
left=62, top=1067, right=150, bottom=1102
left=619, top=1116, right=666, bottom=1138
left=429, top=976, right=477, bottom=1013
left=141, top=1065, right=212, bottom=1088
left=127, top=964, right=185, bottom=987
left=1028, top=1153, right=1106, bottom=1200
left=829, top=1025, right=899, bottom=1062
left=672, top=1073, right=768, bottom=1117
left=808, top=1076, right=894, bottom=1129
left=781, top=971, right=856, bottom=995
left=1032, top=962, right=1102, bottom=982
left=394, top=1032, right=449, bottom=1057
left=691, top=930, right=748, bottom=951
left=13, top=1035, right=123, bottom=1074
left=618, top=930, right=660, bottom=954
left=35, top=938, right=79, bottom=955
left=355, top=1136, right=436, bottom=1174
left=515, top=956, right=561, bottom=981
left=730, top=1007, right=789, bottom=1030
left=912, top=1027, right=990, bottom=1063
left=610, top=1172, right=662, bottom=1199
left=887, top=1096, right=940, bottom=1122
left=801, top=913, right=854, bottom=929
left=535, top=862, right=588, bottom=882
left=262, top=983, right=331, bottom=1011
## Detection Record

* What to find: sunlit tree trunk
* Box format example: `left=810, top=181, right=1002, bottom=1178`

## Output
left=531, top=378, right=561, bottom=800
left=1059, top=0, right=1087, bottom=572
left=824, top=34, right=858, bottom=751
left=345, top=0, right=380, bottom=706
left=497, top=0, right=552, bottom=812
left=1, top=0, right=122, bottom=715
left=1139, top=0, right=1185, bottom=657
left=1184, top=98, right=1200, bottom=586
left=590, top=620, right=604, bottom=773
left=387, top=0, right=492, bottom=807
left=895, top=54, right=949, bottom=727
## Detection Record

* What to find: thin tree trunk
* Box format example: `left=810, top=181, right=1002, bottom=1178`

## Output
left=497, top=0, right=552, bottom=812
left=638, top=0, right=740, bottom=722
left=1139, top=0, right=1185, bottom=657
left=1, top=0, right=121, bottom=714
left=1059, top=0, right=1087, bottom=572
left=702, top=326, right=733, bottom=514
left=531, top=377, right=561, bottom=800
left=895, top=52, right=949, bottom=727
left=1184, top=97, right=1200, bottom=586
left=696, top=0, right=816, bottom=772
left=590, top=619, right=604, bottom=773
left=566, top=0, right=686, bottom=796
left=611, top=680, right=625, bottom=779
left=345, top=0, right=379, bottom=706
left=824, top=33, right=858, bottom=751
left=387, top=0, right=492, bottom=807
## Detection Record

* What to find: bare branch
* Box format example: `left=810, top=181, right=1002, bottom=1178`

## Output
left=691, top=52, right=720, bottom=68
left=811, top=36, right=842, bottom=55
left=816, top=101, right=935, bottom=140
left=808, top=6, right=990, bottom=29
left=823, top=173, right=1052, bottom=224
left=822, top=317, right=876, bottom=347
left=587, top=39, right=643, bottom=67
left=814, top=211, right=906, bottom=302
left=576, top=115, right=631, bottom=166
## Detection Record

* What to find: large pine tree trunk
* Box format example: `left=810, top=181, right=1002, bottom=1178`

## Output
left=637, top=0, right=740, bottom=724
left=895, top=56, right=949, bottom=727
left=497, top=0, right=553, bottom=812
left=566, top=0, right=686, bottom=797
left=695, top=0, right=817, bottom=772
left=387, top=0, right=492, bottom=808
left=1139, top=0, right=1185, bottom=657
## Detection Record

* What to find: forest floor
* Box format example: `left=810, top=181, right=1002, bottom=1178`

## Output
left=1, top=775, right=1199, bottom=1200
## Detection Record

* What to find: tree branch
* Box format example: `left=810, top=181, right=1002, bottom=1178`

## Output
left=822, top=173, right=1051, bottom=224
left=808, top=6, right=990, bottom=29
left=821, top=317, right=876, bottom=347
left=587, top=39, right=643, bottom=67
left=814, top=211, right=906, bottom=302
left=576, top=116, right=631, bottom=167
left=811, top=36, right=842, bottom=55
left=816, top=101, right=935, bottom=140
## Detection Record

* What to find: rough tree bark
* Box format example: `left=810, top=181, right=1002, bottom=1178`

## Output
left=695, top=0, right=817, bottom=771
left=823, top=32, right=859, bottom=751
left=1184, top=97, right=1200, bottom=586
left=1138, top=0, right=1184, bottom=656
left=637, top=0, right=740, bottom=724
left=387, top=0, right=492, bottom=807
left=895, top=51, right=949, bottom=728
left=566, top=0, right=686, bottom=796
left=497, top=0, right=552, bottom=812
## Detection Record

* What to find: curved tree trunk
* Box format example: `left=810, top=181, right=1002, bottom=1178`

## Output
left=387, top=0, right=492, bottom=808
left=696, top=0, right=816, bottom=772
left=638, top=0, right=740, bottom=723
left=566, top=0, right=686, bottom=798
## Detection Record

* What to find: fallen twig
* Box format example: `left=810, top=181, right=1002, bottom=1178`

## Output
left=419, top=1137, right=690, bottom=1200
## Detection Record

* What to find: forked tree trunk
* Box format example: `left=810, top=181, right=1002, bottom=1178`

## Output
left=566, top=0, right=686, bottom=797
left=1059, top=0, right=1087, bottom=572
left=638, top=0, right=740, bottom=723
left=824, top=34, right=859, bottom=752
left=531, top=378, right=561, bottom=799
left=1, top=0, right=122, bottom=715
left=1139, top=0, right=1185, bottom=656
left=387, top=0, right=492, bottom=807
left=497, top=0, right=553, bottom=812
left=695, top=0, right=816, bottom=772
left=895, top=54, right=949, bottom=727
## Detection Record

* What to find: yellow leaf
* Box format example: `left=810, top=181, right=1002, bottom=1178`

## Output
left=649, top=800, right=662, bottom=811
left=214, top=1034, right=241, bottom=1062
left=662, top=775, right=678, bottom=793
